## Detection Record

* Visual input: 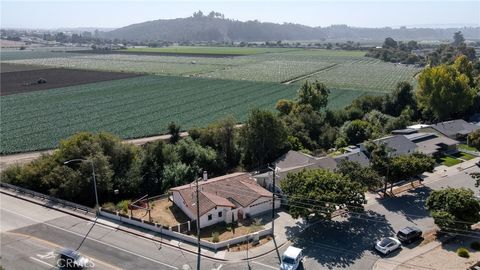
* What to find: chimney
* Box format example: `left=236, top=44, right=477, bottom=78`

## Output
left=203, top=171, right=208, bottom=181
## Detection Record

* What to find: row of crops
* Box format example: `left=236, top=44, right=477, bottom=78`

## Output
left=4, top=49, right=418, bottom=89
left=298, top=62, right=421, bottom=92
left=1, top=75, right=377, bottom=154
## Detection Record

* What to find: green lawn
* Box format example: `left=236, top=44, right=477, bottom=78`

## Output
left=452, top=151, right=476, bottom=160
left=437, top=156, right=462, bottom=167
left=124, top=46, right=298, bottom=55
left=459, top=144, right=479, bottom=152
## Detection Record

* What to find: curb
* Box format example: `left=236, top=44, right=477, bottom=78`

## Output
left=1, top=188, right=285, bottom=262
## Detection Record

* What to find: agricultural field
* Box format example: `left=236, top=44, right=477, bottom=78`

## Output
left=297, top=61, right=421, bottom=92
left=0, top=48, right=89, bottom=61
left=0, top=75, right=375, bottom=154
left=123, top=46, right=298, bottom=56
left=0, top=63, right=52, bottom=73
left=199, top=60, right=335, bottom=82
left=1, top=67, right=140, bottom=95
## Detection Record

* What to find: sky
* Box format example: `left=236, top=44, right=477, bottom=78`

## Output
left=1, top=0, right=479, bottom=29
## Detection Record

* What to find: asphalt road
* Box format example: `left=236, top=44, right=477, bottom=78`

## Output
left=1, top=165, right=478, bottom=270
left=0, top=193, right=281, bottom=270
left=251, top=165, right=480, bottom=270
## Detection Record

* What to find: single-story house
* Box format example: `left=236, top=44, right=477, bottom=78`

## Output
left=425, top=119, right=479, bottom=140
left=334, top=146, right=370, bottom=167
left=405, top=132, right=459, bottom=156
left=254, top=150, right=337, bottom=190
left=170, top=173, right=279, bottom=228
left=360, top=135, right=417, bottom=157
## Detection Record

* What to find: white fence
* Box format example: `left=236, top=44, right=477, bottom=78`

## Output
left=99, top=209, right=272, bottom=251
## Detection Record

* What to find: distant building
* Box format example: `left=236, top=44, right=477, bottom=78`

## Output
left=170, top=173, right=279, bottom=228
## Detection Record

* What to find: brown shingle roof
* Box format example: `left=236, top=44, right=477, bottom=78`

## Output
left=171, top=173, right=272, bottom=218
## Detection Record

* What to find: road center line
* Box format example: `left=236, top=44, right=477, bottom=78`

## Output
left=3, top=208, right=178, bottom=270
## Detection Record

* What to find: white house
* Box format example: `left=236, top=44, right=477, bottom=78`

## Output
left=170, top=173, right=280, bottom=228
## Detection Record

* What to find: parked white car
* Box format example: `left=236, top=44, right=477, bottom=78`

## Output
left=280, top=246, right=303, bottom=270
left=375, top=237, right=401, bottom=255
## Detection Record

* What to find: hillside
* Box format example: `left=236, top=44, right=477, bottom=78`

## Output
left=105, top=13, right=480, bottom=42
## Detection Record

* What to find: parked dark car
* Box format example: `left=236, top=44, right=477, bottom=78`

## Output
left=396, top=226, right=422, bottom=244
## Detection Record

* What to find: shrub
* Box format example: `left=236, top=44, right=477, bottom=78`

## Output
left=101, top=202, right=116, bottom=211
left=470, top=241, right=480, bottom=251
left=212, top=232, right=220, bottom=243
left=116, top=200, right=131, bottom=214
left=457, top=247, right=470, bottom=258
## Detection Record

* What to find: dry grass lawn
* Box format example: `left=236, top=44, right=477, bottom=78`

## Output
left=131, top=198, right=189, bottom=227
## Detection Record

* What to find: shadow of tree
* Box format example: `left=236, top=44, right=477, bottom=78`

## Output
left=375, top=186, right=433, bottom=223
left=284, top=210, right=394, bottom=269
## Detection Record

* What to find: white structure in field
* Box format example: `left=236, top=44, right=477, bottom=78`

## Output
left=170, top=173, right=280, bottom=228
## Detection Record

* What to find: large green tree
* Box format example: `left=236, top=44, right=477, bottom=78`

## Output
left=468, top=129, right=480, bottom=150
left=416, top=55, right=477, bottom=120
left=240, top=109, right=289, bottom=170
left=338, top=119, right=373, bottom=146
left=336, top=160, right=382, bottom=190
left=280, top=169, right=366, bottom=219
left=426, top=188, right=480, bottom=231
left=297, top=80, right=330, bottom=111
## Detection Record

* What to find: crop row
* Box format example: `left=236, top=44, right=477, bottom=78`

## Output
left=1, top=75, right=371, bottom=154
left=299, top=62, right=421, bottom=92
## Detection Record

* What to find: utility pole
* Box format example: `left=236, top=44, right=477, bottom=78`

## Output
left=195, top=171, right=207, bottom=270
left=268, top=163, right=276, bottom=237
left=195, top=175, right=201, bottom=270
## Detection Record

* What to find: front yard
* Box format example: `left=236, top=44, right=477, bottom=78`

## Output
left=437, top=155, right=462, bottom=167
left=194, top=218, right=265, bottom=242
left=131, top=197, right=190, bottom=227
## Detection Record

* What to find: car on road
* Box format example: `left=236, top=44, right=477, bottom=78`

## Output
left=56, top=248, right=91, bottom=269
left=280, top=246, right=304, bottom=270
left=396, top=226, right=422, bottom=244
left=375, top=237, right=401, bottom=255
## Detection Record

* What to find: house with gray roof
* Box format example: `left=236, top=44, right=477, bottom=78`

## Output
left=334, top=146, right=370, bottom=167
left=254, top=150, right=337, bottom=190
left=405, top=132, right=459, bottom=156
left=360, top=135, right=417, bottom=157
left=426, top=119, right=479, bottom=140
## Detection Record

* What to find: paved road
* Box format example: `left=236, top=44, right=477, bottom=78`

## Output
left=0, top=193, right=280, bottom=270
left=253, top=165, right=480, bottom=270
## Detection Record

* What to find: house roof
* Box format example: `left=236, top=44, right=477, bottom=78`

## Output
left=371, top=135, right=417, bottom=156
left=404, top=132, right=459, bottom=155
left=170, top=173, right=272, bottom=218
left=334, top=150, right=370, bottom=167
left=429, top=119, right=479, bottom=138
left=275, top=150, right=337, bottom=172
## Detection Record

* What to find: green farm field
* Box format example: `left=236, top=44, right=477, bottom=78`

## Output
left=0, top=75, right=377, bottom=154
left=124, top=46, right=298, bottom=55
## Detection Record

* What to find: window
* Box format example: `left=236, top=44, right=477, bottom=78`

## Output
left=218, top=211, right=222, bottom=218
left=208, top=214, right=212, bottom=221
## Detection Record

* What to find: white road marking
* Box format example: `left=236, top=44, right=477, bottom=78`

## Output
left=3, top=208, right=178, bottom=269
left=251, top=261, right=278, bottom=270
left=37, top=251, right=55, bottom=259
left=29, top=256, right=55, bottom=268
left=214, top=264, right=223, bottom=270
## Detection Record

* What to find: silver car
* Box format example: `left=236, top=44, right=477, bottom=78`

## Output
left=375, top=237, right=401, bottom=255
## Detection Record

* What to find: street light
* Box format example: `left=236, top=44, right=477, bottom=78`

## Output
left=63, top=158, right=99, bottom=209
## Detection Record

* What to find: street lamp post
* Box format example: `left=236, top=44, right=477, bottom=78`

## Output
left=63, top=158, right=99, bottom=209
